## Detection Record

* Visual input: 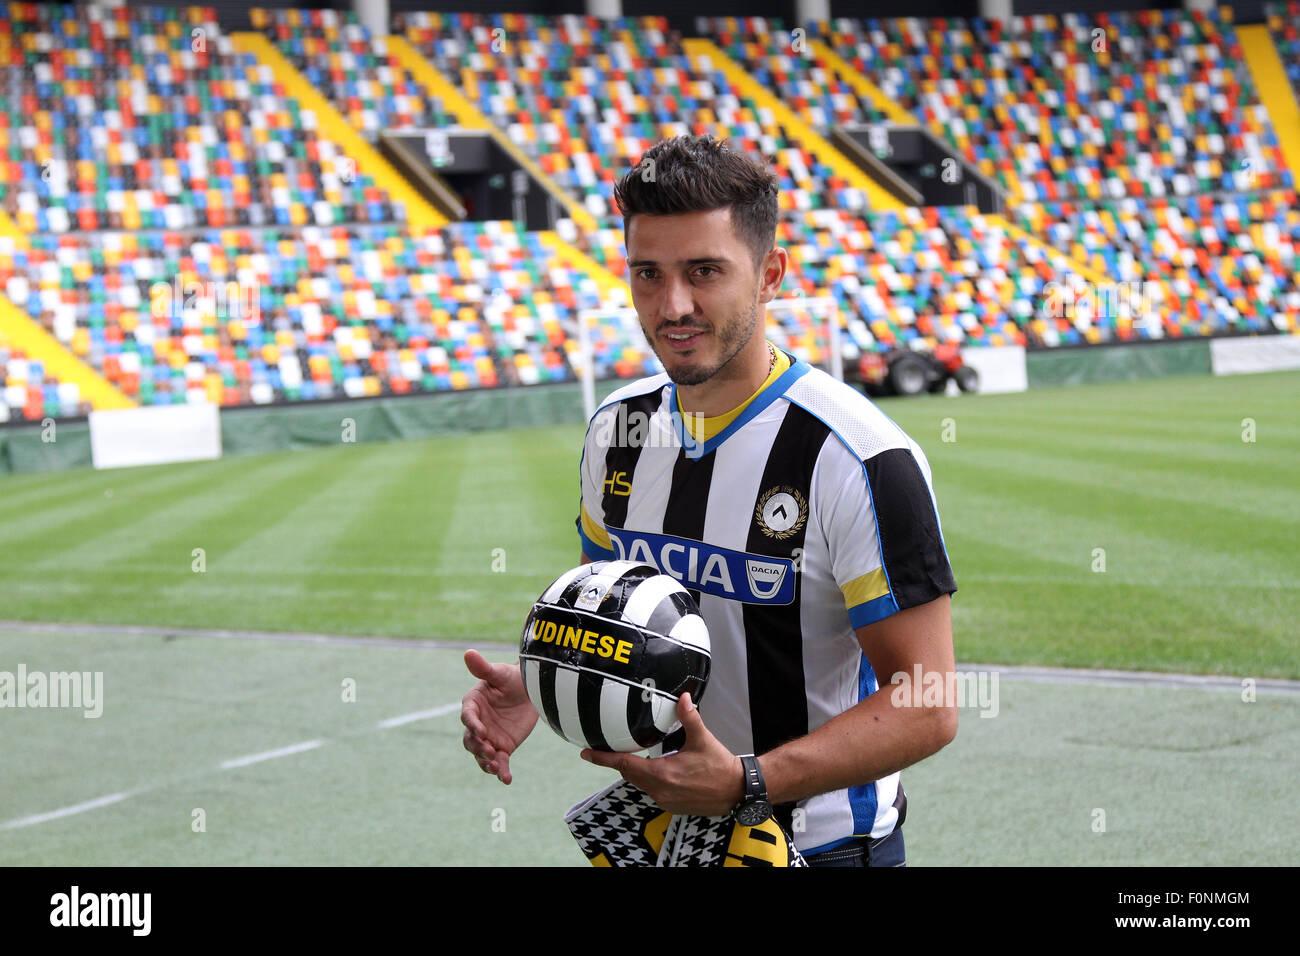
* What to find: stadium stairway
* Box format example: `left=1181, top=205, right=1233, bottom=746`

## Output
left=536, top=232, right=630, bottom=306
left=0, top=210, right=132, bottom=416
left=228, top=32, right=448, bottom=232
left=385, top=35, right=631, bottom=302
left=386, top=35, right=600, bottom=237
left=810, top=40, right=915, bottom=126
left=0, top=295, right=134, bottom=415
left=680, top=39, right=906, bottom=214
left=0, top=211, right=26, bottom=251
left=1239, top=25, right=1300, bottom=187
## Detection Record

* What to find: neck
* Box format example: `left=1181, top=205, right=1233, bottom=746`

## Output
left=675, top=336, right=775, bottom=417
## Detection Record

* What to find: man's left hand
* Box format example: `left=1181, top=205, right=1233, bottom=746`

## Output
left=580, top=693, right=744, bottom=817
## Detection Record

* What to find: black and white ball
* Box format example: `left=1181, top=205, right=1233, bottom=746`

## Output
left=520, top=561, right=711, bottom=753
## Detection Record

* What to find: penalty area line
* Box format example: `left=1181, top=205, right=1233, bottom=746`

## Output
left=0, top=702, right=461, bottom=832
left=0, top=790, right=139, bottom=832
left=219, top=739, right=326, bottom=770
left=377, top=702, right=461, bottom=728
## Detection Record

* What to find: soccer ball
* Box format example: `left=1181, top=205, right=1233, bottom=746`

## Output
left=519, top=560, right=711, bottom=753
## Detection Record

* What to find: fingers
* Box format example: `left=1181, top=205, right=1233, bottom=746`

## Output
left=464, top=648, right=497, bottom=683
left=465, top=649, right=522, bottom=700
left=582, top=749, right=661, bottom=798
left=581, top=748, right=644, bottom=779
left=580, top=748, right=621, bottom=770
left=461, top=695, right=497, bottom=763
left=464, top=728, right=514, bottom=784
left=676, top=691, right=699, bottom=727
left=460, top=691, right=484, bottom=736
left=674, top=691, right=709, bottom=747
left=493, top=751, right=513, bottom=785
left=478, top=750, right=512, bottom=785
left=463, top=650, right=523, bottom=786
left=462, top=725, right=492, bottom=761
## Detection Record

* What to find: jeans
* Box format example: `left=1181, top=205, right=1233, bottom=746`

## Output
left=803, top=828, right=905, bottom=867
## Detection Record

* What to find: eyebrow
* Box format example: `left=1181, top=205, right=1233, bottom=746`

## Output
left=626, top=256, right=732, bottom=268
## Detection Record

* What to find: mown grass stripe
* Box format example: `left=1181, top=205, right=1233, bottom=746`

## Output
left=0, top=451, right=312, bottom=565
left=27, top=450, right=338, bottom=572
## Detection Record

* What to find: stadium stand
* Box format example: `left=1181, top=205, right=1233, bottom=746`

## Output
left=396, top=11, right=1094, bottom=358
left=2, top=4, right=1298, bottom=423
left=697, top=12, right=1300, bottom=343
left=1015, top=191, right=1300, bottom=342
left=0, top=3, right=661, bottom=421
left=798, top=9, right=1290, bottom=202
left=0, top=3, right=405, bottom=233
left=0, top=221, right=651, bottom=410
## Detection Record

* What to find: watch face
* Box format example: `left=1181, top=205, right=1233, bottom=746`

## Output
left=735, top=800, right=773, bottom=827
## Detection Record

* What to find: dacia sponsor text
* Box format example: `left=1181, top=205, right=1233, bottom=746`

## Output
left=607, top=528, right=795, bottom=604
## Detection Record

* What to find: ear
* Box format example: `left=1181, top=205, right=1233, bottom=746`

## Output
left=758, top=246, right=788, bottom=302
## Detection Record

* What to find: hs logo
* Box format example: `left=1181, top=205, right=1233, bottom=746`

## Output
left=603, top=471, right=632, bottom=497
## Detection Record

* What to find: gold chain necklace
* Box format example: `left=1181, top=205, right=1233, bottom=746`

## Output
left=766, top=341, right=777, bottom=376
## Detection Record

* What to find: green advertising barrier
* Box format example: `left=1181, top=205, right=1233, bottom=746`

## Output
left=0, top=342, right=1238, bottom=476
left=0, top=382, right=636, bottom=475
left=1026, top=340, right=1212, bottom=388
left=0, top=419, right=93, bottom=475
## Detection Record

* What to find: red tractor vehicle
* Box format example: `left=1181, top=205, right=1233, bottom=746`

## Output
left=852, top=343, right=979, bottom=397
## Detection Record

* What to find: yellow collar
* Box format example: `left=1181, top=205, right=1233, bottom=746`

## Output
left=676, top=343, right=791, bottom=443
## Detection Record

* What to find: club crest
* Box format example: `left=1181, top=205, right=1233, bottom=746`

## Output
left=754, top=486, right=807, bottom=540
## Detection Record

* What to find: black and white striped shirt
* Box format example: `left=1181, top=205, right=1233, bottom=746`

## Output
left=576, top=353, right=957, bottom=854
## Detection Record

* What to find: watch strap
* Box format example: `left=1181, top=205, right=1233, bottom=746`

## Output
left=739, top=753, right=767, bottom=802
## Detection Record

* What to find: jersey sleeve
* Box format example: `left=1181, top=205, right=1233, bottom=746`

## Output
left=821, top=441, right=957, bottom=629
left=576, top=408, right=616, bottom=561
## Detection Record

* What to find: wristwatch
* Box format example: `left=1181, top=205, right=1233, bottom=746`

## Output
left=733, top=754, right=773, bottom=826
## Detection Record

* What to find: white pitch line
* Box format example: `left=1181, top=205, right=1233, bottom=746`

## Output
left=0, top=702, right=465, bottom=832
left=219, top=739, right=326, bottom=770
left=0, top=790, right=137, bottom=831
left=376, top=702, right=461, bottom=728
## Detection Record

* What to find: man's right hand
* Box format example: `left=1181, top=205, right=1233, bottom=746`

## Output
left=461, top=650, right=539, bottom=785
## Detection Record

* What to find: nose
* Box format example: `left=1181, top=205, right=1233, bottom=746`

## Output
left=656, top=274, right=698, bottom=328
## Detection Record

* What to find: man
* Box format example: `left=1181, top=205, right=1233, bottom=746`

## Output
left=463, top=134, right=958, bottom=866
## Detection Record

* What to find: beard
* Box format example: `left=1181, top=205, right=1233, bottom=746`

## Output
left=655, top=296, right=760, bottom=387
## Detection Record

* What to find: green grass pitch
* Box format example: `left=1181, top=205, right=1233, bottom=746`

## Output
left=1, top=370, right=1297, bottom=864
left=2, top=369, right=1296, bottom=677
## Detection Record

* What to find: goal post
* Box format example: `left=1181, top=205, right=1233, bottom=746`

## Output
left=571, top=308, right=663, bottom=422
left=764, top=297, right=845, bottom=382
left=578, top=309, right=596, bottom=424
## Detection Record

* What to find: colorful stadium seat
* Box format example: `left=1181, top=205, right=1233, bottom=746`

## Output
left=4, top=5, right=1297, bottom=422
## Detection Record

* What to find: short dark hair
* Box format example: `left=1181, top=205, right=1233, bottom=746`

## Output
left=613, top=134, right=779, bottom=270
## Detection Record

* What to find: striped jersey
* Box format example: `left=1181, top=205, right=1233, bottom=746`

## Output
left=576, top=352, right=957, bottom=855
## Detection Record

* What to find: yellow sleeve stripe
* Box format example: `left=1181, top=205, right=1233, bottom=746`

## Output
left=581, top=503, right=613, bottom=552
left=841, top=568, right=890, bottom=610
